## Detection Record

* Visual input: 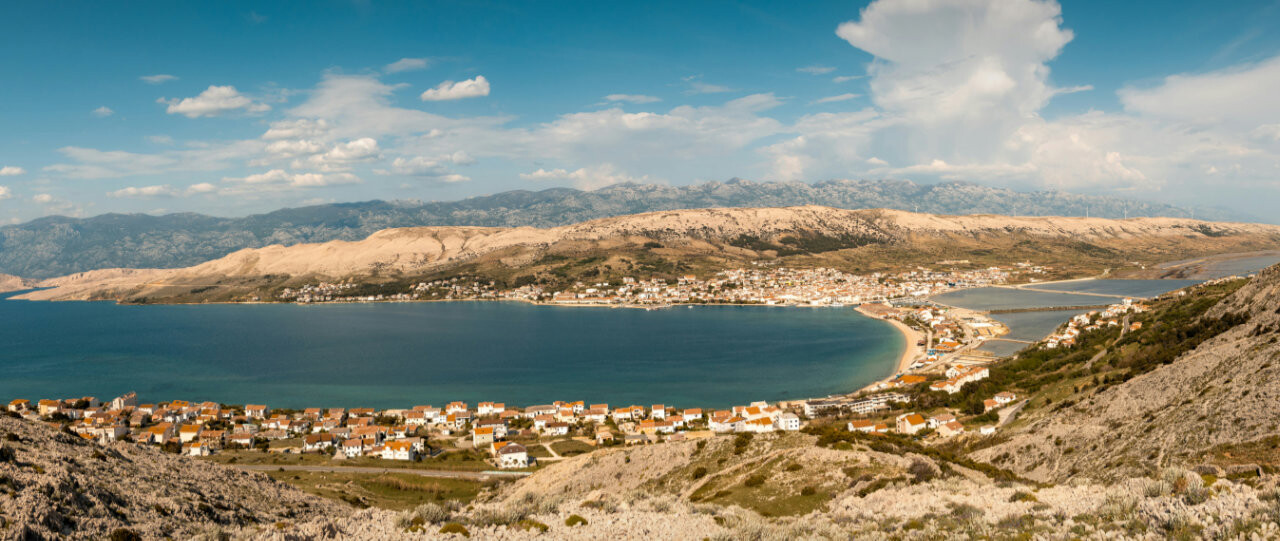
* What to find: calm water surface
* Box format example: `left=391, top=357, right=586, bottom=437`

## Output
left=0, top=294, right=902, bottom=409
left=937, top=279, right=1199, bottom=357
left=1030, top=279, right=1201, bottom=297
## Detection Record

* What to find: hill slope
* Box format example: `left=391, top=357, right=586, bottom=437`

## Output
left=0, top=179, right=1245, bottom=279
left=18, top=206, right=1280, bottom=303
left=0, top=415, right=342, bottom=539
left=972, top=264, right=1280, bottom=483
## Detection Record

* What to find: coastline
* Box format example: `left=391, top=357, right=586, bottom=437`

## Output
left=854, top=305, right=921, bottom=378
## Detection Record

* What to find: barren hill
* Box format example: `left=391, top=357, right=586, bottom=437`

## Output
left=0, top=274, right=32, bottom=294
left=0, top=415, right=342, bottom=539
left=973, top=264, right=1280, bottom=483
left=17, top=206, right=1280, bottom=303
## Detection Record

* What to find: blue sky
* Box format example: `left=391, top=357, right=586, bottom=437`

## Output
left=2, top=0, right=1279, bottom=222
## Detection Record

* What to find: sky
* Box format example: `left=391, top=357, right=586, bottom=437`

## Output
left=1, top=0, right=1279, bottom=222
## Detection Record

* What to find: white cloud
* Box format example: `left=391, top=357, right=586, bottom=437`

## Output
left=833, top=75, right=866, bottom=83
left=812, top=93, right=861, bottom=104
left=159, top=85, right=271, bottom=118
left=420, top=76, right=491, bottom=101
left=605, top=94, right=662, bottom=104
left=262, top=118, right=331, bottom=140
left=0, top=186, right=10, bottom=201
left=265, top=139, right=326, bottom=158
left=32, top=193, right=54, bottom=204
left=108, top=185, right=178, bottom=198
left=147, top=135, right=174, bottom=145
left=140, top=74, right=177, bottom=84
left=683, top=76, right=732, bottom=95
left=381, top=151, right=474, bottom=179
left=44, top=140, right=265, bottom=179
left=92, top=106, right=114, bottom=117
left=520, top=163, right=650, bottom=190
left=1118, top=55, right=1280, bottom=127
left=222, top=169, right=361, bottom=191
left=385, top=57, right=431, bottom=73
left=186, top=183, right=217, bottom=194
left=0, top=166, right=25, bottom=176
left=798, top=66, right=836, bottom=75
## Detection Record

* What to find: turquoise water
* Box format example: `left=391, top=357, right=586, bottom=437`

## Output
left=936, top=279, right=1198, bottom=358
left=1029, top=279, right=1200, bottom=297
left=0, top=293, right=902, bottom=409
left=975, top=309, right=1090, bottom=356
left=930, top=288, right=1106, bottom=311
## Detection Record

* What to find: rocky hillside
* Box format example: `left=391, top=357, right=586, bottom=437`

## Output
left=233, top=432, right=1280, bottom=540
left=0, top=179, right=1244, bottom=279
left=0, top=415, right=343, bottom=539
left=973, top=264, right=1280, bottom=483
left=17, top=206, right=1280, bottom=303
left=0, top=274, right=31, bottom=294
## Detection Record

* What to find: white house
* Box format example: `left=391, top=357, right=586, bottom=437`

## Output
left=776, top=413, right=801, bottom=431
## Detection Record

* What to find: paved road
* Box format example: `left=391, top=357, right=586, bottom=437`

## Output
left=997, top=399, right=1029, bottom=427
left=235, top=464, right=530, bottom=479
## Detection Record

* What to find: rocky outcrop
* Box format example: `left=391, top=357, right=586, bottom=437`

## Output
left=0, top=415, right=343, bottom=539
left=0, top=274, right=31, bottom=294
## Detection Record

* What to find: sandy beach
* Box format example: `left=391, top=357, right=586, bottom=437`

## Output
left=855, top=304, right=922, bottom=376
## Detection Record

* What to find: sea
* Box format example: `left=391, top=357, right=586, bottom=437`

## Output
left=932, top=279, right=1204, bottom=357
left=0, top=294, right=903, bottom=410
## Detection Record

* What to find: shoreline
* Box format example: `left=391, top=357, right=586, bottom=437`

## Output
left=854, top=304, right=921, bottom=381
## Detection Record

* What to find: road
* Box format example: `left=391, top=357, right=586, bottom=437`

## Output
left=997, top=399, right=1029, bottom=427
left=235, top=464, right=530, bottom=479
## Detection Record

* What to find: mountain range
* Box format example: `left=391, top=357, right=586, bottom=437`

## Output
left=0, top=179, right=1247, bottom=279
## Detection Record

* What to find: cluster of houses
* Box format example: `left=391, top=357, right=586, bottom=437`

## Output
left=928, top=364, right=992, bottom=394
left=518, top=265, right=1023, bottom=307
left=1043, top=299, right=1148, bottom=349
left=6, top=392, right=809, bottom=470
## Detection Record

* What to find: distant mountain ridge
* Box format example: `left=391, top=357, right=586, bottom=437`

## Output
left=0, top=179, right=1245, bottom=279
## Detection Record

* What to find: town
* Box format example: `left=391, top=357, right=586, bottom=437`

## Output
left=275, top=263, right=1045, bottom=307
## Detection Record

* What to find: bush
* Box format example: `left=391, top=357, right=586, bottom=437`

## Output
left=800, top=485, right=817, bottom=496
left=0, top=446, right=13, bottom=463
left=565, top=514, right=588, bottom=527
left=517, top=519, right=549, bottom=532
left=1008, top=490, right=1038, bottom=503
left=691, top=466, right=709, bottom=480
left=109, top=529, right=142, bottom=541
left=908, top=459, right=937, bottom=484
left=1183, top=485, right=1211, bottom=505
left=744, top=474, right=766, bottom=487
left=1144, top=480, right=1171, bottom=498
left=785, top=463, right=803, bottom=472
left=439, top=522, right=470, bottom=537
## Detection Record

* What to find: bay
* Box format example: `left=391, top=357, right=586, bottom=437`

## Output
left=0, top=294, right=902, bottom=409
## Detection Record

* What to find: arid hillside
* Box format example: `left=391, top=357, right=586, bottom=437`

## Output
left=0, top=274, right=31, bottom=294
left=18, top=206, right=1280, bottom=303
left=0, top=415, right=343, bottom=539
left=972, top=264, right=1280, bottom=483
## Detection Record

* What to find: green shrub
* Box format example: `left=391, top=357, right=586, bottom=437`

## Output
left=517, top=519, right=549, bottom=532
left=785, top=463, right=803, bottom=472
left=1009, top=490, right=1038, bottom=503
left=691, top=466, right=709, bottom=480
left=439, top=522, right=470, bottom=537
left=744, top=474, right=766, bottom=487
left=565, top=514, right=588, bottom=527
left=800, top=485, right=817, bottom=496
